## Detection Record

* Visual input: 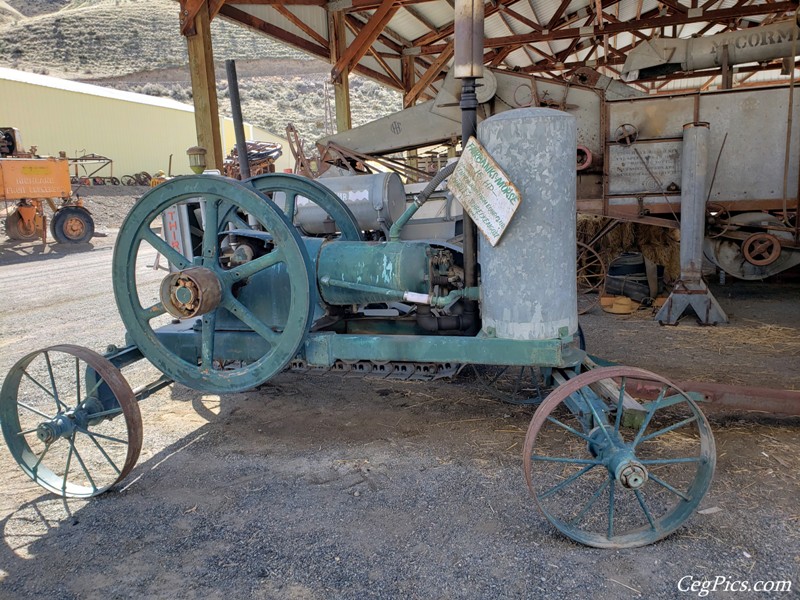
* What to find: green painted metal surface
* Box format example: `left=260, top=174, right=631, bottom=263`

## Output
left=317, top=241, right=430, bottom=305
left=302, top=332, right=583, bottom=369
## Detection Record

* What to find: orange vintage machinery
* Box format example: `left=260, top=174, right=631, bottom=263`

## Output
left=1, top=127, right=94, bottom=244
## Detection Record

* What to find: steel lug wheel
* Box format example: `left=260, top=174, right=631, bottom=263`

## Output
left=523, top=366, right=715, bottom=548
left=0, top=345, right=142, bottom=497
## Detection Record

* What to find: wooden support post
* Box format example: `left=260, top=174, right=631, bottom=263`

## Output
left=402, top=55, right=417, bottom=181
left=185, top=1, right=223, bottom=171
left=329, top=10, right=352, bottom=133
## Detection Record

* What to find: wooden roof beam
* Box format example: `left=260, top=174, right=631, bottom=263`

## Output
left=343, top=14, right=404, bottom=88
left=273, top=4, right=329, bottom=47
left=331, top=0, right=399, bottom=82
left=405, top=41, right=454, bottom=104
left=483, top=2, right=796, bottom=45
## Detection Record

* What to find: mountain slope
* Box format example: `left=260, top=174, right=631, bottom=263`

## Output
left=0, top=0, right=401, bottom=149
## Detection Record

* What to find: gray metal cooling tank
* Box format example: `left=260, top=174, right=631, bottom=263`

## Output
left=477, top=107, right=578, bottom=340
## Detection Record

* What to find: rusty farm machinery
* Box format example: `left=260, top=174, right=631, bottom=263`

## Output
left=0, top=108, right=719, bottom=548
left=1, top=127, right=95, bottom=244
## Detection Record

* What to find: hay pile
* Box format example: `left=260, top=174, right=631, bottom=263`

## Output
left=578, top=215, right=681, bottom=282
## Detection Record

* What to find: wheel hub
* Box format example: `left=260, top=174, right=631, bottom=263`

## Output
left=160, top=267, right=222, bottom=319
left=588, top=426, right=649, bottom=490
left=616, top=461, right=648, bottom=489
left=64, top=217, right=85, bottom=239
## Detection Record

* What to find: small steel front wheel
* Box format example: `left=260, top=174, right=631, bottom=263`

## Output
left=523, top=366, right=715, bottom=548
left=0, top=345, right=142, bottom=497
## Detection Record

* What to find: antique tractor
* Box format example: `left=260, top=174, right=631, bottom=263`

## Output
left=0, top=109, right=715, bottom=548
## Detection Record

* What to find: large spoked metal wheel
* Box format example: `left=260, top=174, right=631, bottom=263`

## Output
left=113, top=175, right=315, bottom=393
left=523, top=366, right=715, bottom=548
left=247, top=173, right=363, bottom=241
left=0, top=345, right=141, bottom=497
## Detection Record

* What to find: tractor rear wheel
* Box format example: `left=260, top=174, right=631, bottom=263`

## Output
left=51, top=206, right=95, bottom=244
left=4, top=210, right=38, bottom=241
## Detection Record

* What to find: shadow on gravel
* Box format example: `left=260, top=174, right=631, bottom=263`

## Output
left=0, top=239, right=98, bottom=266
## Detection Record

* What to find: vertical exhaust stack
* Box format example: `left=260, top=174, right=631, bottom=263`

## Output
left=622, top=20, right=800, bottom=82
left=477, top=108, right=578, bottom=341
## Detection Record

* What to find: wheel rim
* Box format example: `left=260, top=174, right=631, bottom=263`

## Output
left=523, top=366, right=715, bottom=548
left=246, top=173, right=363, bottom=241
left=63, top=216, right=86, bottom=240
left=0, top=345, right=141, bottom=497
left=113, top=175, right=315, bottom=393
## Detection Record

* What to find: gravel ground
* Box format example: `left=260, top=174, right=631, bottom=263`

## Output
left=0, top=196, right=798, bottom=599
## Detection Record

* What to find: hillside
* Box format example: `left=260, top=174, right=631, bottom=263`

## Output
left=0, top=0, right=401, bottom=152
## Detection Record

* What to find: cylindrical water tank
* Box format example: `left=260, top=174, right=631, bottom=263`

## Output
left=300, top=173, right=406, bottom=234
left=477, top=108, right=578, bottom=340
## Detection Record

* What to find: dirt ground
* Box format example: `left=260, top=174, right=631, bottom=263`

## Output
left=0, top=190, right=798, bottom=599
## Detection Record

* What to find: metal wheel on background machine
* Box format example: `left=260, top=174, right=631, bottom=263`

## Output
left=523, top=366, right=715, bottom=548
left=0, top=345, right=142, bottom=497
left=4, top=210, right=37, bottom=240
left=113, top=175, right=316, bottom=394
left=50, top=206, right=95, bottom=244
left=246, top=173, right=363, bottom=241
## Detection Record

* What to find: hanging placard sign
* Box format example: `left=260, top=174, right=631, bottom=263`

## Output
left=446, top=137, right=521, bottom=246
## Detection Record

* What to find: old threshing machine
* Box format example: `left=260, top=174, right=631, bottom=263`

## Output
left=1, top=127, right=95, bottom=244
left=1, top=109, right=715, bottom=548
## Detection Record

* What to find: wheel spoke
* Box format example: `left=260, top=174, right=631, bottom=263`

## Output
left=634, top=489, right=657, bottom=531
left=539, top=464, right=597, bottom=500
left=637, top=416, right=698, bottom=445
left=75, top=425, right=128, bottom=445
left=31, top=443, right=51, bottom=474
left=18, top=401, right=52, bottom=420
left=44, top=352, right=68, bottom=412
left=225, top=249, right=284, bottom=284
left=143, top=228, right=191, bottom=270
left=201, top=311, right=217, bottom=368
left=62, top=441, right=74, bottom=492
left=632, top=385, right=665, bottom=446
left=75, top=357, right=81, bottom=406
left=285, top=191, right=298, bottom=219
left=83, top=431, right=121, bottom=475
left=69, top=439, right=97, bottom=492
left=581, top=386, right=613, bottom=445
left=16, top=427, right=40, bottom=436
left=639, top=457, right=702, bottom=465
left=607, top=474, right=615, bottom=539
left=648, top=473, right=692, bottom=502
left=21, top=370, right=59, bottom=407
left=222, top=297, right=279, bottom=344
left=613, top=377, right=626, bottom=433
left=137, top=301, right=167, bottom=321
left=569, top=476, right=610, bottom=526
left=202, top=199, right=220, bottom=262
left=86, top=407, right=123, bottom=420
left=220, top=204, right=252, bottom=231
left=530, top=455, right=604, bottom=465
left=545, top=415, right=593, bottom=442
